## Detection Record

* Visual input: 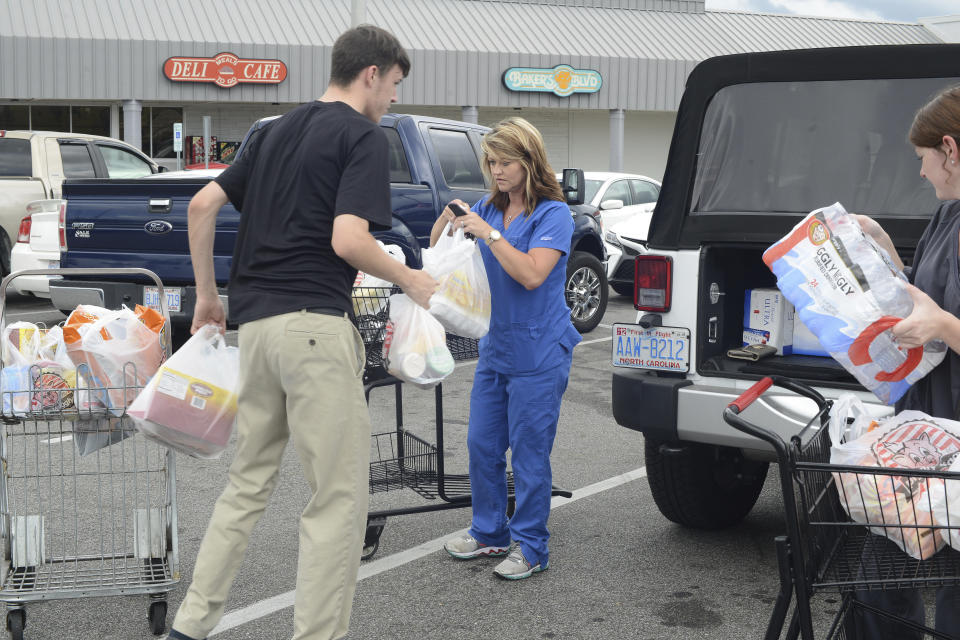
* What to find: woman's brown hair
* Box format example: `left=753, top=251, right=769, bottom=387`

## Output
left=480, top=117, right=564, bottom=217
left=909, top=85, right=960, bottom=157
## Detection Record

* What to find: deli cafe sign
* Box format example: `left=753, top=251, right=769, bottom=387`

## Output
left=163, top=53, right=287, bottom=88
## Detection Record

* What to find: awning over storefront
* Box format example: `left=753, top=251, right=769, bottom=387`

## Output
left=0, top=0, right=942, bottom=109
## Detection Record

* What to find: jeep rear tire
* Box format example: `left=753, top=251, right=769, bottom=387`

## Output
left=610, top=282, right=634, bottom=297
left=645, top=437, right=769, bottom=529
left=565, top=251, right=607, bottom=334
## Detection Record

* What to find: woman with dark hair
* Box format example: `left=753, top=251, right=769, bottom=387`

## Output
left=432, top=117, right=581, bottom=580
left=854, top=84, right=960, bottom=639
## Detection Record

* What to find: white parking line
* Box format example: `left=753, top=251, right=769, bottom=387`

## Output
left=209, top=466, right=647, bottom=636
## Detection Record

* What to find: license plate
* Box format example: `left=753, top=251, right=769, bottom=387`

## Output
left=144, top=286, right=181, bottom=313
left=612, top=323, right=690, bottom=372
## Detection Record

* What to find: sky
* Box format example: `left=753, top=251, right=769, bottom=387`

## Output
left=703, top=0, right=959, bottom=23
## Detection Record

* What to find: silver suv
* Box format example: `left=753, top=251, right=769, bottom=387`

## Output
left=611, top=44, right=960, bottom=529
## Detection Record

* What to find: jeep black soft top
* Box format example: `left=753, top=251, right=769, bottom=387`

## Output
left=612, top=44, right=960, bottom=531
left=651, top=43, right=960, bottom=251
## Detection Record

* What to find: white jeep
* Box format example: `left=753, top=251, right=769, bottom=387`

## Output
left=611, top=44, right=960, bottom=529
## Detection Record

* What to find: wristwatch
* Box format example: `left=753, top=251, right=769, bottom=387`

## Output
left=485, top=229, right=502, bottom=246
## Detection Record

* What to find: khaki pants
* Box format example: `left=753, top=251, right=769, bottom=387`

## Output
left=172, top=310, right=370, bottom=640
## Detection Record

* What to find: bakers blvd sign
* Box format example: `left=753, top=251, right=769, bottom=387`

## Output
left=163, top=53, right=287, bottom=88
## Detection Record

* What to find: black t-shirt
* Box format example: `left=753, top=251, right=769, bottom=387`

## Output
left=215, top=101, right=392, bottom=325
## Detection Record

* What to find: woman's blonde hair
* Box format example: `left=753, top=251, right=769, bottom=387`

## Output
left=480, top=117, right=564, bottom=217
left=909, top=85, right=960, bottom=159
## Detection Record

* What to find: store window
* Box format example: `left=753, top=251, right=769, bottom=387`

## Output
left=71, top=106, right=110, bottom=136
left=121, top=107, right=184, bottom=158
left=97, top=144, right=154, bottom=178
left=0, top=105, right=111, bottom=136
left=58, top=142, right=96, bottom=178
left=149, top=107, right=181, bottom=158
left=31, top=106, right=70, bottom=132
left=0, top=106, right=29, bottom=130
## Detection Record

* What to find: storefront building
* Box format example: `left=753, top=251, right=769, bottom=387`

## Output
left=0, top=0, right=944, bottom=178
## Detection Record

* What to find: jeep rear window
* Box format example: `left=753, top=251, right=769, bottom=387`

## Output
left=0, top=138, right=31, bottom=177
left=691, top=78, right=960, bottom=218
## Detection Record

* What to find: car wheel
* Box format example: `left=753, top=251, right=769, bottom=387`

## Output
left=565, top=251, right=607, bottom=334
left=610, top=282, right=634, bottom=297
left=644, top=437, right=769, bottom=529
left=0, top=232, right=11, bottom=278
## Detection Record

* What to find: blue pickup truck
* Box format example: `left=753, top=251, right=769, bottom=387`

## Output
left=48, top=113, right=607, bottom=342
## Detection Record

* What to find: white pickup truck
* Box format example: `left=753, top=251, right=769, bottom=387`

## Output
left=0, top=130, right=160, bottom=281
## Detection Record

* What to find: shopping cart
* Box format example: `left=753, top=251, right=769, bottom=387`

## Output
left=723, top=375, right=960, bottom=639
left=351, top=287, right=573, bottom=560
left=0, top=268, right=179, bottom=639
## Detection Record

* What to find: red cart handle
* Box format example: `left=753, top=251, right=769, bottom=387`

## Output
left=729, top=377, right=773, bottom=413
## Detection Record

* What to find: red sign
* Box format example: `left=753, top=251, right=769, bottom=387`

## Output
left=163, top=53, right=287, bottom=88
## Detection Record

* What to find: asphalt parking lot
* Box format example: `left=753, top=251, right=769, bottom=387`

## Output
left=0, top=292, right=841, bottom=640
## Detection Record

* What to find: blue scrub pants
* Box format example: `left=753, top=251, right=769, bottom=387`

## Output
left=466, top=355, right=572, bottom=568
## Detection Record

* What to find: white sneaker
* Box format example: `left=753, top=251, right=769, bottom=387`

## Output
left=444, top=533, right=509, bottom=559
left=493, top=545, right=547, bottom=580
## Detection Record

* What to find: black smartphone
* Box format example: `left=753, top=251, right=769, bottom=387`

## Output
left=447, top=203, right=474, bottom=239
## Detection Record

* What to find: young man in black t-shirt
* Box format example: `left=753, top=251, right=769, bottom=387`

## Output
left=167, top=26, right=436, bottom=640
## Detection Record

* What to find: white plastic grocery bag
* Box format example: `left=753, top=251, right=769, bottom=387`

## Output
left=30, top=325, right=79, bottom=413
left=64, top=305, right=166, bottom=414
left=382, top=293, right=455, bottom=388
left=421, top=224, right=491, bottom=339
left=129, top=324, right=239, bottom=459
left=0, top=321, right=41, bottom=415
left=352, top=241, right=406, bottom=316
left=764, top=203, right=946, bottom=405
left=828, top=393, right=959, bottom=560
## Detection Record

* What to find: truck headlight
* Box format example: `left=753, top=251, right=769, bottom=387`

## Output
left=604, top=231, right=621, bottom=247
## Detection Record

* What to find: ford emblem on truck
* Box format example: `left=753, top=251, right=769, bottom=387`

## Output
left=145, top=220, right=173, bottom=234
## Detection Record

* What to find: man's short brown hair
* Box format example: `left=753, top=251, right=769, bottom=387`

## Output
left=330, top=25, right=410, bottom=87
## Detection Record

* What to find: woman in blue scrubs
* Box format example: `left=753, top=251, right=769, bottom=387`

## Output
left=432, top=117, right=581, bottom=580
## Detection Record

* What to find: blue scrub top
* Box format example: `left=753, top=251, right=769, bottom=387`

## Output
left=471, top=197, right=582, bottom=374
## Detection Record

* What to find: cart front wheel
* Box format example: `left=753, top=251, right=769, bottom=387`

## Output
left=6, top=609, right=24, bottom=640
left=362, top=517, right=387, bottom=561
left=148, top=600, right=167, bottom=636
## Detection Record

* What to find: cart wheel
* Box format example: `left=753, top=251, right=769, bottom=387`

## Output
left=6, top=609, right=24, bottom=640
left=362, top=518, right=386, bottom=561
left=148, top=600, right=167, bottom=636
left=361, top=539, right=379, bottom=561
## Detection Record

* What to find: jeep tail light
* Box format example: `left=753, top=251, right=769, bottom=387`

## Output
left=16, top=216, right=30, bottom=244
left=634, top=255, right=672, bottom=312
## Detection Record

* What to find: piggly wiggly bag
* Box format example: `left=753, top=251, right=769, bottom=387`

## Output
left=828, top=394, right=958, bottom=560
left=763, top=203, right=946, bottom=404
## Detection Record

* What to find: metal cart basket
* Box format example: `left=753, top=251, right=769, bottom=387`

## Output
left=0, top=269, right=179, bottom=639
left=352, top=287, right=572, bottom=559
left=723, top=376, right=960, bottom=640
